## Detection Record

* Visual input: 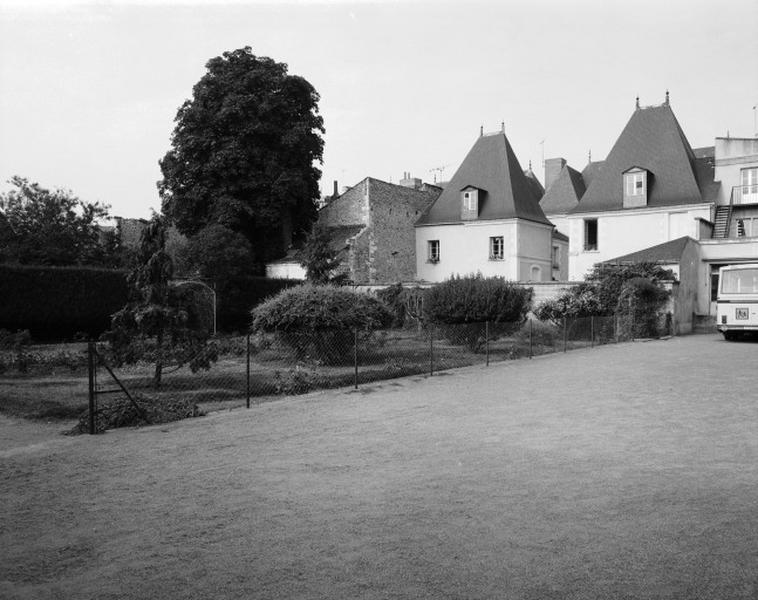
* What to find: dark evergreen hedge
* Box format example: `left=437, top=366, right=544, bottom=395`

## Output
left=218, top=276, right=302, bottom=332
left=0, top=264, right=129, bottom=340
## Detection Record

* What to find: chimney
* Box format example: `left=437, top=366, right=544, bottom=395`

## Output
left=544, top=157, right=566, bottom=191
left=332, top=180, right=338, bottom=197
left=399, top=172, right=422, bottom=190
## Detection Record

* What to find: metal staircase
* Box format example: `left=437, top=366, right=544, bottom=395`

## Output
left=712, top=205, right=732, bottom=238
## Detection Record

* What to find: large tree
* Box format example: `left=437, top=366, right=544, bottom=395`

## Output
left=158, top=47, right=325, bottom=272
left=0, top=176, right=111, bottom=266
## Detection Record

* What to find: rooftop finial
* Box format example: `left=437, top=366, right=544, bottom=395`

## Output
left=635, top=96, right=640, bottom=109
left=588, top=149, right=592, bottom=163
left=529, top=160, right=532, bottom=170
left=480, top=125, right=483, bottom=137
left=665, top=89, right=670, bottom=106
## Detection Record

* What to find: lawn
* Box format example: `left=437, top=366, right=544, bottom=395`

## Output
left=1, top=334, right=756, bottom=599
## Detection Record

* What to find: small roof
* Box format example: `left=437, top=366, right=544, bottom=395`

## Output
left=416, top=132, right=552, bottom=226
left=552, top=230, right=569, bottom=243
left=581, top=160, right=604, bottom=189
left=603, top=236, right=695, bottom=264
left=571, top=104, right=710, bottom=214
left=540, top=164, right=586, bottom=214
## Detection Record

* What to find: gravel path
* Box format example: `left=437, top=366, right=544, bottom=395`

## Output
left=1, top=334, right=757, bottom=599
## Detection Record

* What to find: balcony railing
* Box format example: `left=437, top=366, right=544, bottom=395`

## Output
left=732, top=184, right=758, bottom=205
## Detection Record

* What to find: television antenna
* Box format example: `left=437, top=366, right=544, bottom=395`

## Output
left=428, top=164, right=450, bottom=184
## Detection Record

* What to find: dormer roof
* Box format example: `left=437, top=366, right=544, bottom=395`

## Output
left=416, top=131, right=552, bottom=226
left=570, top=103, right=712, bottom=214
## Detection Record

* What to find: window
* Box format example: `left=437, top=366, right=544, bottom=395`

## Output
left=427, top=239, right=440, bottom=263
left=623, top=168, right=648, bottom=208
left=530, top=266, right=542, bottom=281
left=463, top=192, right=476, bottom=211
left=740, top=167, right=758, bottom=203
left=489, top=236, right=504, bottom=260
left=584, top=219, right=598, bottom=251
left=552, top=245, right=560, bottom=269
left=461, top=188, right=480, bottom=220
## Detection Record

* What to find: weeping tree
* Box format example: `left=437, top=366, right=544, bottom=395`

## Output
left=102, top=215, right=217, bottom=387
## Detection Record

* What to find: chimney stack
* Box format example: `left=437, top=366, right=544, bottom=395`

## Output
left=332, top=180, right=338, bottom=198
left=544, top=157, right=566, bottom=191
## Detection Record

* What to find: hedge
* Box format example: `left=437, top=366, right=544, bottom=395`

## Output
left=0, top=264, right=129, bottom=340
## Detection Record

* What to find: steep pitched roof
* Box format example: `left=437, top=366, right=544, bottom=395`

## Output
left=540, top=164, right=586, bottom=214
left=416, top=132, right=552, bottom=226
left=523, top=164, right=545, bottom=201
left=581, top=160, right=604, bottom=189
left=603, top=236, right=695, bottom=264
left=571, top=104, right=710, bottom=214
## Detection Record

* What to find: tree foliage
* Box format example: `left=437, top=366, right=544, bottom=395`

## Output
left=159, top=47, right=325, bottom=271
left=535, top=262, right=675, bottom=325
left=182, top=224, right=255, bottom=288
left=102, top=215, right=217, bottom=387
left=0, top=176, right=112, bottom=266
left=300, top=224, right=344, bottom=284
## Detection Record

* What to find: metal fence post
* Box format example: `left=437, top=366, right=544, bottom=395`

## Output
left=87, top=341, right=96, bottom=435
left=246, top=333, right=251, bottom=409
left=563, top=317, right=567, bottom=353
left=354, top=328, right=359, bottom=390
left=485, top=321, right=490, bottom=367
left=529, top=318, right=533, bottom=359
left=429, top=325, right=434, bottom=376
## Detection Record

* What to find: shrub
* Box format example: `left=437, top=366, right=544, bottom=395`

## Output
left=616, top=277, right=670, bottom=338
left=423, top=275, right=533, bottom=352
left=535, top=282, right=604, bottom=325
left=251, top=284, right=393, bottom=365
left=423, top=275, right=533, bottom=324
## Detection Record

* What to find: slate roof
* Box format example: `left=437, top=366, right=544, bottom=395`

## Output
left=540, top=164, right=586, bottom=214
left=416, top=132, right=552, bottom=226
left=523, top=165, right=545, bottom=201
left=570, top=104, right=713, bottom=214
left=581, top=161, right=604, bottom=189
left=603, top=236, right=695, bottom=264
left=552, top=230, right=569, bottom=243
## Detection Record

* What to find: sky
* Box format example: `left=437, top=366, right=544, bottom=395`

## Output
left=1, top=0, right=757, bottom=220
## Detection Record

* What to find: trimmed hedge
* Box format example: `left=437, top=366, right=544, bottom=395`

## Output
left=0, top=264, right=129, bottom=340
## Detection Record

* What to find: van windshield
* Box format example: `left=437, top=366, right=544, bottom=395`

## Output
left=721, top=268, right=758, bottom=294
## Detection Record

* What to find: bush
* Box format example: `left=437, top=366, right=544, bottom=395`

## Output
left=251, top=284, right=393, bottom=365
left=423, top=275, right=533, bottom=352
left=423, top=275, right=533, bottom=324
left=534, top=282, right=603, bottom=325
left=0, top=264, right=128, bottom=340
left=616, top=277, right=670, bottom=338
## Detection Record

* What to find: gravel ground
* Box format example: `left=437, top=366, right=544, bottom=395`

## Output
left=1, top=334, right=757, bottom=599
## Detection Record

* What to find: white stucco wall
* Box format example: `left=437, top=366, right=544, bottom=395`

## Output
left=567, top=204, right=711, bottom=280
left=415, top=219, right=552, bottom=283
left=714, top=137, right=758, bottom=206
left=265, top=262, right=306, bottom=280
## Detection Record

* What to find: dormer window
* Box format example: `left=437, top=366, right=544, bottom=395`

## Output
left=460, top=186, right=481, bottom=220
left=623, top=167, right=649, bottom=208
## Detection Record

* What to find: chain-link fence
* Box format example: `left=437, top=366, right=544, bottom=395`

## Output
left=0, top=315, right=659, bottom=433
